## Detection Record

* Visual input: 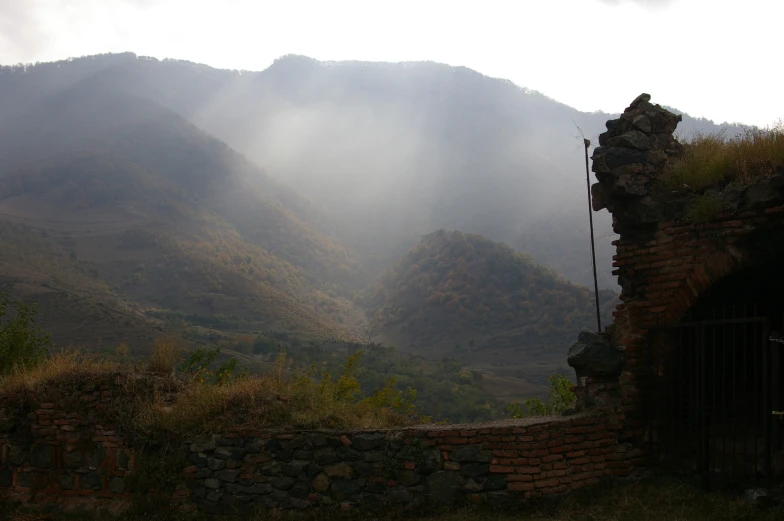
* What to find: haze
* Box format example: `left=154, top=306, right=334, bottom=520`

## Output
left=1, top=0, right=782, bottom=128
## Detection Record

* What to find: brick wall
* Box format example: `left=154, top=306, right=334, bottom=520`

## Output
left=589, top=93, right=784, bottom=439
left=0, top=376, right=639, bottom=515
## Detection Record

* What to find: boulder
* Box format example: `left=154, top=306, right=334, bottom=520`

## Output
left=567, top=331, right=623, bottom=378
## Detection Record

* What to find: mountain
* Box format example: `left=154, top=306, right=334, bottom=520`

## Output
left=0, top=73, right=365, bottom=349
left=365, top=230, right=616, bottom=388
left=1, top=53, right=744, bottom=292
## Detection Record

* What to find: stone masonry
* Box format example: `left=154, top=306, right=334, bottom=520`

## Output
left=0, top=374, right=640, bottom=515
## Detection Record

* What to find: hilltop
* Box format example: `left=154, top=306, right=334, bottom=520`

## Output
left=366, top=230, right=616, bottom=390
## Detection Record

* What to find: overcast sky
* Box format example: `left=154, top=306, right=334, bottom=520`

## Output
left=0, top=0, right=781, bottom=127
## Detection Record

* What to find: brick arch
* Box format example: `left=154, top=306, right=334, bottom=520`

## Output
left=661, top=250, right=740, bottom=326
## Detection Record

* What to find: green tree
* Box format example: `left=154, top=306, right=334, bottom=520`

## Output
left=507, top=373, right=575, bottom=418
left=0, top=293, right=51, bottom=373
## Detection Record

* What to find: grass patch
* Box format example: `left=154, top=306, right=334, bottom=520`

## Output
left=686, top=193, right=722, bottom=223
left=0, top=350, right=121, bottom=395
left=664, top=122, right=784, bottom=191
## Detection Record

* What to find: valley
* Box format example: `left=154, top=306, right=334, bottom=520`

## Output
left=0, top=53, right=743, bottom=418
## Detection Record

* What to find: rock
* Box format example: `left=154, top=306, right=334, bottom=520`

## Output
left=269, top=477, right=296, bottom=490
left=109, top=476, right=126, bottom=494
left=396, top=469, right=420, bottom=487
left=314, top=451, right=339, bottom=466
left=330, top=479, right=358, bottom=501
left=274, top=450, right=293, bottom=463
left=204, top=478, right=221, bottom=489
left=482, top=475, right=507, bottom=491
left=628, top=93, right=651, bottom=109
left=426, top=471, right=460, bottom=507
left=419, top=450, right=443, bottom=473
left=117, top=450, right=131, bottom=470
left=283, top=462, right=308, bottom=477
left=90, top=444, right=105, bottom=468
left=217, top=469, right=241, bottom=483
left=82, top=472, right=103, bottom=490
left=462, top=478, right=483, bottom=492
left=632, top=115, right=652, bottom=133
left=745, top=178, right=782, bottom=210
left=206, top=490, right=223, bottom=502
left=324, top=463, right=354, bottom=479
left=450, top=445, right=491, bottom=464
left=591, top=182, right=609, bottom=211
left=289, top=482, right=310, bottom=499
left=282, top=437, right=306, bottom=450
left=459, top=463, right=489, bottom=478
left=293, top=450, right=314, bottom=461
left=265, top=439, right=283, bottom=452
left=312, top=473, right=331, bottom=493
left=568, top=331, right=622, bottom=378
left=336, top=446, right=363, bottom=461
left=308, top=435, right=328, bottom=447
left=352, top=433, right=385, bottom=451
left=55, top=473, right=74, bottom=490
left=385, top=488, right=413, bottom=504
left=363, top=451, right=385, bottom=463
left=613, top=130, right=652, bottom=150
left=208, top=457, right=226, bottom=471
left=191, top=439, right=217, bottom=452
left=63, top=449, right=82, bottom=470
left=352, top=461, right=375, bottom=477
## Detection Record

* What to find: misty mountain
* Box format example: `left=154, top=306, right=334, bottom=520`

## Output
left=0, top=74, right=364, bottom=344
left=0, top=53, right=745, bottom=290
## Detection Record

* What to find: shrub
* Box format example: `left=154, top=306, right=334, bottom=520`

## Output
left=507, top=373, right=575, bottom=418
left=0, top=293, right=51, bottom=374
left=149, top=335, right=180, bottom=373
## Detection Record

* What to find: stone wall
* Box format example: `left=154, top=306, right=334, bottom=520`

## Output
left=0, top=375, right=640, bottom=515
left=588, top=93, right=784, bottom=438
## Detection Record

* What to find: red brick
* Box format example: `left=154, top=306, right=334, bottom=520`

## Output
left=489, top=465, right=515, bottom=474
left=493, top=450, right=519, bottom=458
left=508, top=482, right=535, bottom=492
left=507, top=474, right=533, bottom=482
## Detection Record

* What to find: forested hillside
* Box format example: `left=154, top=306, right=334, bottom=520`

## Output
left=366, top=230, right=616, bottom=387
left=0, top=74, right=362, bottom=346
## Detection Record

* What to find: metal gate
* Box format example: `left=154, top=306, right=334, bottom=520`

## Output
left=646, top=305, right=783, bottom=490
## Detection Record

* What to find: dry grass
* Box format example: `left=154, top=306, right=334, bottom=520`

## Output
left=0, top=349, right=409, bottom=437
left=665, top=122, right=784, bottom=191
left=148, top=335, right=181, bottom=373
left=139, top=361, right=409, bottom=435
left=0, top=350, right=120, bottom=394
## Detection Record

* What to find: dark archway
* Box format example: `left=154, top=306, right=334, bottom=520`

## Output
left=645, top=258, right=784, bottom=490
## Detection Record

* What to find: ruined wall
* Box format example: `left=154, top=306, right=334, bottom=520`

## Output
left=589, top=93, right=784, bottom=437
left=0, top=375, right=640, bottom=515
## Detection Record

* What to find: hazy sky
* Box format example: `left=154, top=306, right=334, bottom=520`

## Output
left=0, top=0, right=781, bottom=127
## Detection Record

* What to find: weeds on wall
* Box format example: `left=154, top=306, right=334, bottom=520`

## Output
left=664, top=122, right=784, bottom=191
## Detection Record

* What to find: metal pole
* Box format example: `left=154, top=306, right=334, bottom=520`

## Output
left=584, top=138, right=602, bottom=332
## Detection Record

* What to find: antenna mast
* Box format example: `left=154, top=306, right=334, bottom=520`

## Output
left=583, top=138, right=602, bottom=332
